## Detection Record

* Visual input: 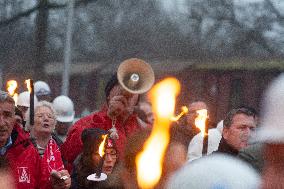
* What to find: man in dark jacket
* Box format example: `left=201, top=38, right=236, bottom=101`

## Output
left=217, top=107, right=257, bottom=156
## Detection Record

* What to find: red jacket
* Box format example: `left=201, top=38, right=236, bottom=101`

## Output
left=6, top=124, right=42, bottom=189
left=61, top=108, right=140, bottom=171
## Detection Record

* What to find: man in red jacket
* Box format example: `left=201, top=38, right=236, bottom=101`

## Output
left=61, top=73, right=142, bottom=170
left=0, top=90, right=70, bottom=189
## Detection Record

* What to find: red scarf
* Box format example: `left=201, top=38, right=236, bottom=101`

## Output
left=41, top=138, right=64, bottom=186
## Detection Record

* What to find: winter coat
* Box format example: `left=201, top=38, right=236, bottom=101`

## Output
left=5, top=124, right=42, bottom=189
left=61, top=108, right=140, bottom=171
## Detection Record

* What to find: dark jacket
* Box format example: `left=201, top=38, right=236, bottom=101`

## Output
left=215, top=137, right=239, bottom=156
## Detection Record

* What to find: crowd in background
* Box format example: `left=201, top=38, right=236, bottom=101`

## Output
left=1, top=58, right=284, bottom=189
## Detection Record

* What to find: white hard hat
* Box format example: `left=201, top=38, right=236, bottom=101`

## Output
left=53, top=95, right=75, bottom=123
left=17, top=91, right=38, bottom=107
left=34, top=81, right=51, bottom=96
left=187, top=128, right=222, bottom=162
left=255, top=74, right=284, bottom=143
left=167, top=154, right=260, bottom=189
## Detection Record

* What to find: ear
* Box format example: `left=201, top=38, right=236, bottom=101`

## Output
left=222, top=127, right=229, bottom=140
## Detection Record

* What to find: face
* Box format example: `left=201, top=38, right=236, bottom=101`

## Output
left=139, top=103, right=155, bottom=125
left=223, top=113, right=256, bottom=151
left=186, top=101, right=208, bottom=126
left=34, top=106, right=56, bottom=135
left=55, top=121, right=72, bottom=135
left=108, top=85, right=139, bottom=116
left=102, top=148, right=117, bottom=175
left=15, top=115, right=23, bottom=128
left=0, top=102, right=15, bottom=148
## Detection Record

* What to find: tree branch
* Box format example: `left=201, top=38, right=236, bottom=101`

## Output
left=0, top=0, right=98, bottom=28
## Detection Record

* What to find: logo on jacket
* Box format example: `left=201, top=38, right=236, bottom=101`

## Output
left=17, top=167, right=30, bottom=183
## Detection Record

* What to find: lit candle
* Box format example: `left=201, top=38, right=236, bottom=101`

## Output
left=25, top=79, right=34, bottom=126
left=194, top=109, right=209, bottom=155
left=136, top=78, right=180, bottom=189
left=6, top=80, right=18, bottom=105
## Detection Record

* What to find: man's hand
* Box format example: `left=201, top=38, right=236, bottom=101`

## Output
left=107, top=95, right=128, bottom=118
left=50, top=170, right=71, bottom=189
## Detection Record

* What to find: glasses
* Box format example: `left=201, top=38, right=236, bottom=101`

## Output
left=105, top=152, right=117, bottom=159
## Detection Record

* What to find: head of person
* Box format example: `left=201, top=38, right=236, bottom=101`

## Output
left=136, top=101, right=155, bottom=125
left=167, top=154, right=260, bottom=189
left=223, top=107, right=257, bottom=151
left=186, top=101, right=208, bottom=126
left=31, top=101, right=57, bottom=137
left=17, top=91, right=38, bottom=120
left=105, top=73, right=139, bottom=119
left=34, top=81, right=52, bottom=102
left=80, top=128, right=117, bottom=176
left=15, top=106, right=24, bottom=129
left=52, top=95, right=75, bottom=136
left=0, top=91, right=15, bottom=148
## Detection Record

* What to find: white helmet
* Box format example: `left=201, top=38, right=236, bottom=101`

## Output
left=53, top=95, right=75, bottom=123
left=255, top=74, right=284, bottom=143
left=34, top=81, right=51, bottom=96
left=17, top=91, right=38, bottom=107
left=167, top=154, right=260, bottom=189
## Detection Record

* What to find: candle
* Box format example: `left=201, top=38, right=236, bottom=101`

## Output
left=25, top=79, right=34, bottom=126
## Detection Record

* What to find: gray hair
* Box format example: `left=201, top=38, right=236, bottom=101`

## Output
left=26, top=100, right=57, bottom=131
left=223, top=108, right=257, bottom=128
left=0, top=90, right=15, bottom=105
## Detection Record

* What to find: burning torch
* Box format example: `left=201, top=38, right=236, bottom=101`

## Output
left=6, top=80, right=18, bottom=105
left=195, top=109, right=209, bottom=155
left=136, top=78, right=180, bottom=189
left=25, top=79, right=34, bottom=126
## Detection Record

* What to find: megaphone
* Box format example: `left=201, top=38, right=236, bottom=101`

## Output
left=117, top=58, right=155, bottom=94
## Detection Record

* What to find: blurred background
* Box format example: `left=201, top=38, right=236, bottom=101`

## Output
left=0, top=0, right=283, bottom=123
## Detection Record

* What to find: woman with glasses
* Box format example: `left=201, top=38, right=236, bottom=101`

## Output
left=29, top=101, right=71, bottom=189
left=71, top=128, right=119, bottom=189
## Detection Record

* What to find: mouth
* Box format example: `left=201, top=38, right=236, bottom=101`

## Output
left=42, top=123, right=50, bottom=128
left=103, top=166, right=113, bottom=172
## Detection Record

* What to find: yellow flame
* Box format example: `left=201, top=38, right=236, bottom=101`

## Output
left=6, top=80, right=18, bottom=105
left=7, top=80, right=17, bottom=96
left=98, top=135, right=108, bottom=157
left=195, top=109, right=208, bottom=137
left=25, top=79, right=32, bottom=93
left=136, top=78, right=180, bottom=189
left=171, top=106, right=188, bottom=122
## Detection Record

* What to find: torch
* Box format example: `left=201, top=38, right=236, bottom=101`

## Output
left=87, top=134, right=108, bottom=182
left=171, top=106, right=188, bottom=122
left=195, top=109, right=209, bottom=155
left=6, top=80, right=18, bottom=105
left=136, top=78, right=180, bottom=189
left=25, top=79, right=34, bottom=126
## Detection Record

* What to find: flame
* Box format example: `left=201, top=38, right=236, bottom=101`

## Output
left=25, top=79, right=32, bottom=93
left=98, top=135, right=108, bottom=157
left=195, top=109, right=208, bottom=137
left=171, top=106, right=188, bottom=122
left=6, top=80, right=18, bottom=105
left=136, top=78, right=180, bottom=189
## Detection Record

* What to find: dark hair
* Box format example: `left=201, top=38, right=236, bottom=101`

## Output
left=223, top=107, right=257, bottom=128
left=77, top=128, right=117, bottom=188
left=104, top=73, right=119, bottom=98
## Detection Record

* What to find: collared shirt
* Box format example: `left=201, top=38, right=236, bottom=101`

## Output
left=0, top=136, right=12, bottom=155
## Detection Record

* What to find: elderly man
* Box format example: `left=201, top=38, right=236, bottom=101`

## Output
left=0, top=90, right=70, bottom=189
left=217, top=107, right=257, bottom=156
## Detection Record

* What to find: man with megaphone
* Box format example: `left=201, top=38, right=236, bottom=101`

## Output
left=61, top=58, right=155, bottom=172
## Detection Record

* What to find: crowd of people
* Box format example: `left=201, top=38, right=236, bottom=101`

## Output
left=0, top=58, right=284, bottom=189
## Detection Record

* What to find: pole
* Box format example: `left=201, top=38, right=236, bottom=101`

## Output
left=61, top=0, right=74, bottom=96
left=30, top=79, right=34, bottom=126
left=202, top=119, right=209, bottom=155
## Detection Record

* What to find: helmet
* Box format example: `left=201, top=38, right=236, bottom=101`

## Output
left=168, top=154, right=260, bottom=189
left=34, top=81, right=51, bottom=96
left=255, top=74, right=284, bottom=143
left=53, top=95, right=75, bottom=123
left=17, top=91, right=38, bottom=107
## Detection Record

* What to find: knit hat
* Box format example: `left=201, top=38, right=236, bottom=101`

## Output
left=104, top=73, right=119, bottom=98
